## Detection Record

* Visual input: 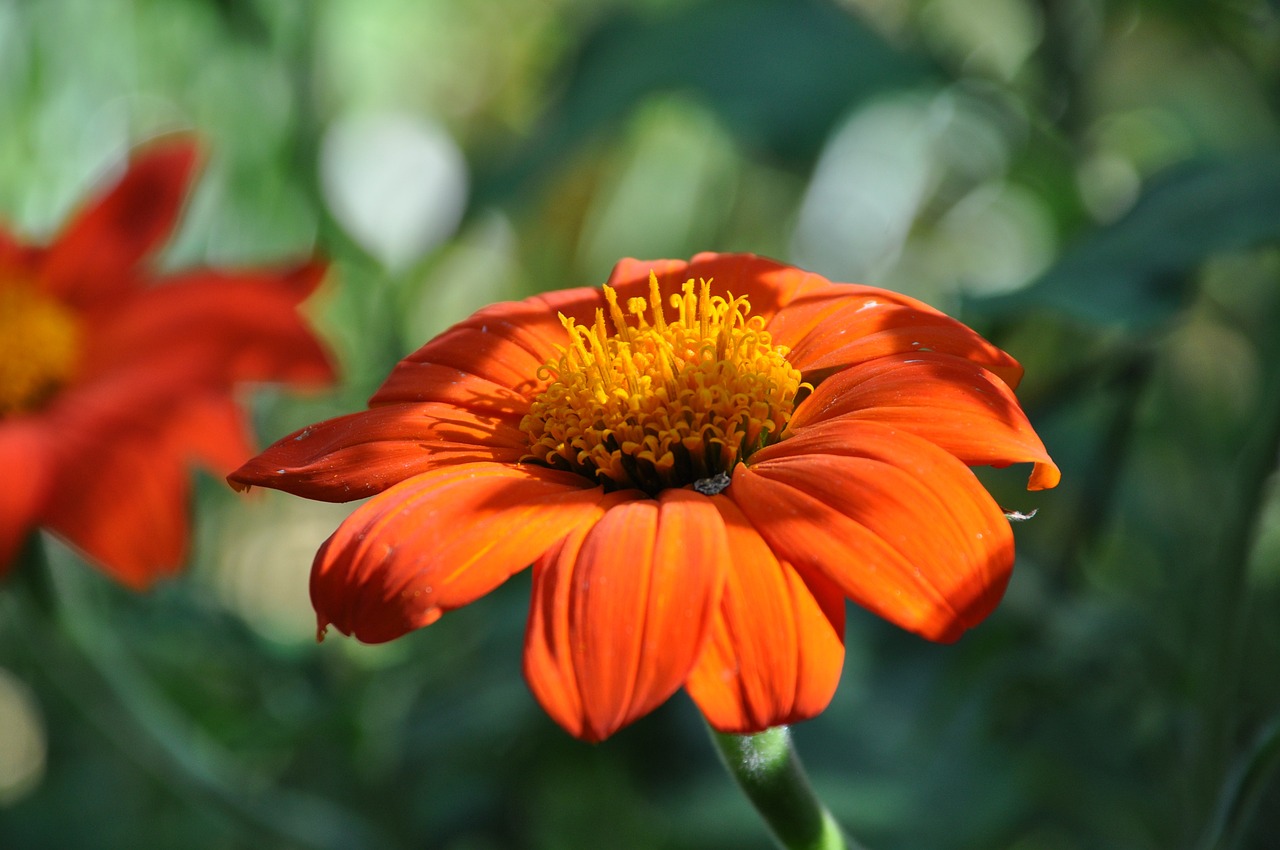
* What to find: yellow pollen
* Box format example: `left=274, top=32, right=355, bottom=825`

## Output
left=520, top=273, right=804, bottom=495
left=0, top=282, right=81, bottom=417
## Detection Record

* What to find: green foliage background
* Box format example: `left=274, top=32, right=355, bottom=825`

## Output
left=2, top=0, right=1279, bottom=847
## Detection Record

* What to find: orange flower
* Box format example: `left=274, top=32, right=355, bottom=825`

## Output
left=0, top=138, right=334, bottom=588
left=230, top=253, right=1058, bottom=742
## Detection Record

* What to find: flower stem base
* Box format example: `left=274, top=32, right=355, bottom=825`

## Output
left=708, top=723, right=862, bottom=850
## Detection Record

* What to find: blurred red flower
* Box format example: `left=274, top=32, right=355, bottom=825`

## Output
left=0, top=138, right=334, bottom=588
left=231, top=253, right=1058, bottom=742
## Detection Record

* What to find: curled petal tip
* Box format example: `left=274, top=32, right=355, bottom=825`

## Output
left=1028, top=460, right=1061, bottom=491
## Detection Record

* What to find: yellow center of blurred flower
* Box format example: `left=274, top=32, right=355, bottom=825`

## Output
left=521, top=274, right=804, bottom=495
left=0, top=283, right=81, bottom=417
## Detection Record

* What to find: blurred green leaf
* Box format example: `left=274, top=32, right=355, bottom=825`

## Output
left=474, top=0, right=934, bottom=202
left=1198, top=715, right=1280, bottom=850
left=972, top=152, right=1280, bottom=328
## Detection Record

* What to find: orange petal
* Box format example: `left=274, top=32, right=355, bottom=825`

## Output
left=367, top=284, right=657, bottom=410
left=521, top=491, right=630, bottom=741
left=731, top=419, right=1015, bottom=642
left=83, top=261, right=334, bottom=388
left=788, top=351, right=1060, bottom=490
left=43, top=137, right=200, bottom=306
left=769, top=287, right=1024, bottom=387
left=0, top=418, right=54, bottom=574
left=368, top=362, right=532, bottom=417
left=312, top=463, right=606, bottom=644
left=229, top=402, right=528, bottom=501
left=523, top=489, right=728, bottom=742
left=370, top=253, right=832, bottom=410
left=370, top=295, right=576, bottom=406
left=684, top=497, right=845, bottom=733
left=603, top=252, right=834, bottom=325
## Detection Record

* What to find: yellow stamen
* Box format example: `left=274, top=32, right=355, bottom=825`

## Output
left=0, top=282, right=81, bottom=417
left=521, top=273, right=804, bottom=495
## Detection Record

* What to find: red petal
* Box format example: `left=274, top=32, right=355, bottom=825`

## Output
left=0, top=418, right=55, bottom=575
left=5, top=336, right=267, bottom=586
left=0, top=225, right=43, bottom=278
left=36, top=375, right=260, bottom=588
left=312, top=463, right=605, bottom=644
left=731, top=420, right=1015, bottom=642
left=43, top=138, right=200, bottom=306
left=684, top=496, right=845, bottom=733
left=170, top=392, right=255, bottom=474
left=83, top=262, right=334, bottom=388
left=41, top=412, right=193, bottom=590
left=788, top=352, right=1060, bottom=490
left=0, top=226, right=19, bottom=266
left=523, top=489, right=728, bottom=742
left=768, top=287, right=1024, bottom=387
left=229, top=403, right=528, bottom=501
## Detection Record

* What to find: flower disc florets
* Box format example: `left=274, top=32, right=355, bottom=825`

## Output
left=0, top=283, right=80, bottom=417
left=520, top=273, right=804, bottom=495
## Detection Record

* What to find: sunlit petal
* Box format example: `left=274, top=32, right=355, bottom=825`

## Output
left=370, top=296, right=576, bottom=405
left=733, top=419, right=1014, bottom=642
left=312, top=463, right=605, bottom=644
left=605, top=252, right=833, bottom=325
left=524, top=489, right=727, bottom=742
left=685, top=496, right=845, bottom=733
left=229, top=402, right=528, bottom=501
left=789, top=351, right=1060, bottom=489
left=769, top=287, right=1024, bottom=387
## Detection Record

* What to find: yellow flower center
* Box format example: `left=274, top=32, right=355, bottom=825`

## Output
left=0, top=282, right=81, bottom=417
left=521, top=274, right=804, bottom=495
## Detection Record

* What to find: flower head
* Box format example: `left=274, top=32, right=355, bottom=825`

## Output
left=231, top=253, right=1058, bottom=742
left=0, top=138, right=334, bottom=587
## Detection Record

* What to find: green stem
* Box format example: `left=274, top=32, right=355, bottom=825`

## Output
left=709, top=724, right=864, bottom=850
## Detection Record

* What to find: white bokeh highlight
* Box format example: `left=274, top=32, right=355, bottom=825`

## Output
left=0, top=667, right=45, bottom=805
left=321, top=112, right=468, bottom=271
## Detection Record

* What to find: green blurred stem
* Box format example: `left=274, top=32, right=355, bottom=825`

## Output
left=1199, top=715, right=1280, bottom=850
left=709, top=724, right=863, bottom=850
left=1195, top=299, right=1280, bottom=850
left=7, top=535, right=377, bottom=850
